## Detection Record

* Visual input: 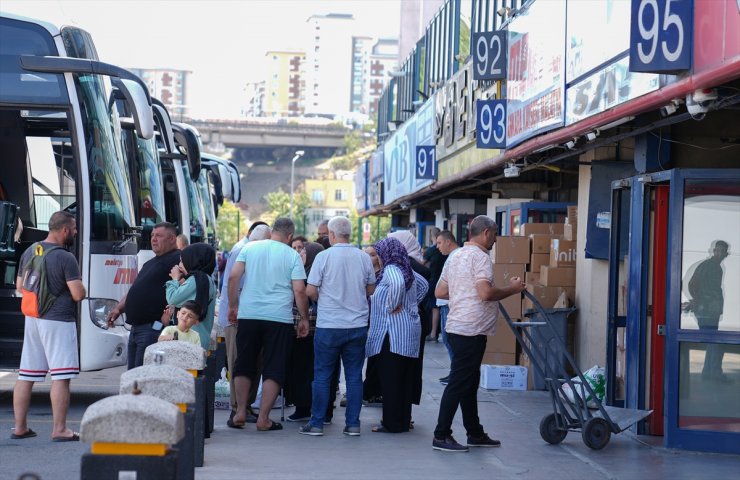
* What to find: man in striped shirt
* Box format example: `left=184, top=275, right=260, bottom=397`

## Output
left=432, top=215, right=525, bottom=452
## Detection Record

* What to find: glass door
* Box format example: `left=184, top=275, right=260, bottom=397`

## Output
left=665, top=170, right=740, bottom=454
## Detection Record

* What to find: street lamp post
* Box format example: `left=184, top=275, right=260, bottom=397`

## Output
left=289, top=150, right=305, bottom=220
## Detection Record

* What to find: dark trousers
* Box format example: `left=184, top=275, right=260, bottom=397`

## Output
left=127, top=323, right=160, bottom=369
left=377, top=335, right=414, bottom=432
left=286, top=336, right=334, bottom=418
left=363, top=355, right=382, bottom=400
left=433, top=333, right=487, bottom=439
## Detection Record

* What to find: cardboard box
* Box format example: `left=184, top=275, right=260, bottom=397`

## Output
left=480, top=365, right=528, bottom=390
left=563, top=223, right=576, bottom=241
left=494, top=236, right=530, bottom=264
left=530, top=234, right=563, bottom=254
left=517, top=352, right=535, bottom=390
left=523, top=283, right=575, bottom=311
left=525, top=272, right=540, bottom=284
left=567, top=205, right=578, bottom=226
left=481, top=352, right=516, bottom=366
left=540, top=265, right=576, bottom=286
left=520, top=223, right=564, bottom=237
left=493, top=263, right=525, bottom=320
left=485, top=321, right=517, bottom=354
left=529, top=253, right=549, bottom=273
left=550, top=239, right=578, bottom=267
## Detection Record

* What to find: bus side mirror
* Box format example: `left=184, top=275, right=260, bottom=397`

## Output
left=114, top=79, right=154, bottom=140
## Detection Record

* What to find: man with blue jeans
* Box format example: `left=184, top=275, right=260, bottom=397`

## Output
left=300, top=216, right=376, bottom=436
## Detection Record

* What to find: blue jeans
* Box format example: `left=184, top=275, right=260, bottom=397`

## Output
left=310, top=326, right=368, bottom=428
left=127, top=323, right=161, bottom=369
left=439, top=305, right=453, bottom=362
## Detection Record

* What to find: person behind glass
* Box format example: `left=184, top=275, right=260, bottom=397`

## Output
left=432, top=215, right=525, bottom=452
left=165, top=243, right=217, bottom=353
left=285, top=241, right=324, bottom=422
left=217, top=221, right=270, bottom=427
left=107, top=222, right=180, bottom=369
left=158, top=300, right=202, bottom=348
left=362, top=245, right=383, bottom=405
left=366, top=237, right=429, bottom=433
left=688, top=240, right=730, bottom=382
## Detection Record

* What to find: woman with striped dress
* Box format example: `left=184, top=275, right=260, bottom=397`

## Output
left=366, top=237, right=428, bottom=433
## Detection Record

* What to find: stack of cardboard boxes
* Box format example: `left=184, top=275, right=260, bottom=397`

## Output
left=486, top=206, right=579, bottom=389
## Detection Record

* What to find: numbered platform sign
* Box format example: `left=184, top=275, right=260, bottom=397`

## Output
left=415, top=146, right=437, bottom=180
left=476, top=99, right=507, bottom=149
left=472, top=31, right=507, bottom=81
left=629, top=0, right=693, bottom=72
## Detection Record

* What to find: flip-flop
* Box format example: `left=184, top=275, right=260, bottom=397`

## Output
left=11, top=429, right=37, bottom=439
left=52, top=432, right=80, bottom=442
left=257, top=421, right=283, bottom=432
left=227, top=418, right=245, bottom=429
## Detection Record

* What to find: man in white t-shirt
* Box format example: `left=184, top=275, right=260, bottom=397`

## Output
left=299, top=216, right=376, bottom=436
left=432, top=215, right=525, bottom=452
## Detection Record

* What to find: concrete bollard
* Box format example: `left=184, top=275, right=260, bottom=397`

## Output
left=120, top=365, right=196, bottom=480
left=80, top=393, right=184, bottom=480
left=144, top=342, right=207, bottom=467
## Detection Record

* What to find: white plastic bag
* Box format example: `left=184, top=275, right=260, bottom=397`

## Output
left=214, top=367, right=231, bottom=410
left=561, top=365, right=606, bottom=409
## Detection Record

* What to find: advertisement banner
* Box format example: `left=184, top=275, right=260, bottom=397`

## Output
left=506, top=0, right=566, bottom=147
left=693, top=0, right=740, bottom=72
left=383, top=117, right=417, bottom=204
left=354, top=160, right=368, bottom=212
left=566, top=56, right=659, bottom=125
left=566, top=0, right=631, bottom=83
left=369, top=149, right=384, bottom=182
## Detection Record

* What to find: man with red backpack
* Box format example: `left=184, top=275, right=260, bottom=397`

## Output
left=11, top=211, right=85, bottom=442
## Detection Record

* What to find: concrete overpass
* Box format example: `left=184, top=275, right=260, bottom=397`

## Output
left=188, top=119, right=348, bottom=149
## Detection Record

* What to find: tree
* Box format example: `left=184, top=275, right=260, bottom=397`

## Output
left=263, top=188, right=311, bottom=235
left=350, top=210, right=392, bottom=246
left=215, top=200, right=248, bottom=251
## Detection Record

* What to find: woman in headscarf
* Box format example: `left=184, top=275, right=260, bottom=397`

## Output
left=285, top=241, right=326, bottom=422
left=387, top=231, right=433, bottom=407
left=366, top=237, right=428, bottom=433
left=165, top=243, right=217, bottom=350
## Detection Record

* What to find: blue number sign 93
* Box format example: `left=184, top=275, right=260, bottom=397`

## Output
left=629, top=0, right=693, bottom=72
left=415, top=146, right=436, bottom=180
left=476, top=99, right=506, bottom=149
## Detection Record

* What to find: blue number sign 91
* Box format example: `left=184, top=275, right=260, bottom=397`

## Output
left=476, top=99, right=506, bottom=149
left=629, top=0, right=693, bottom=72
left=415, top=146, right=436, bottom=180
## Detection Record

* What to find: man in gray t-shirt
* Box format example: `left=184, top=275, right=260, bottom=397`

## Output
left=300, top=216, right=375, bottom=436
left=13, top=211, right=86, bottom=442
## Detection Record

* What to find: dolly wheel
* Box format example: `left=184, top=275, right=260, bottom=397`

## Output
left=582, top=417, right=611, bottom=450
left=539, top=413, right=567, bottom=444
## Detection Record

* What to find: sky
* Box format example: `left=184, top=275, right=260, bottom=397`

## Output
left=2, top=0, right=401, bottom=118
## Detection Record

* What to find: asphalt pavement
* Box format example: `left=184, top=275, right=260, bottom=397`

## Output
left=1, top=341, right=739, bottom=480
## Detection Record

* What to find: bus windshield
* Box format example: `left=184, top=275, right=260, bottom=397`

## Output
left=134, top=136, right=166, bottom=227
left=74, top=72, right=136, bottom=241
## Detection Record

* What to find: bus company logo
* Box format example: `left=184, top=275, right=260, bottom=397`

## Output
left=105, top=259, right=124, bottom=266
left=113, top=268, right=137, bottom=284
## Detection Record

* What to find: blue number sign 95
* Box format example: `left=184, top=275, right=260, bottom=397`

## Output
left=629, top=0, right=693, bottom=72
left=476, top=99, right=507, bottom=149
left=416, top=146, right=436, bottom=180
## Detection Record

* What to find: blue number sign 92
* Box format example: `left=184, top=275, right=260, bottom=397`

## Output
left=476, top=99, right=506, bottom=149
left=629, top=0, right=693, bottom=72
left=472, top=31, right=507, bottom=81
left=416, top=146, right=437, bottom=180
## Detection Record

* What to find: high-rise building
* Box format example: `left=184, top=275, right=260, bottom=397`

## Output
left=304, top=13, right=355, bottom=118
left=398, top=0, right=444, bottom=62
left=243, top=81, right=265, bottom=117
left=129, top=67, right=190, bottom=119
left=264, top=51, right=305, bottom=117
left=351, top=37, right=398, bottom=117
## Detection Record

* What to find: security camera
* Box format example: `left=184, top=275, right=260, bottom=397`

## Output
left=564, top=139, right=576, bottom=150
left=585, top=130, right=600, bottom=142
left=660, top=102, right=678, bottom=117
left=686, top=88, right=717, bottom=116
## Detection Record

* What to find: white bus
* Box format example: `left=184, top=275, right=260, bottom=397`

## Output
left=0, top=13, right=154, bottom=371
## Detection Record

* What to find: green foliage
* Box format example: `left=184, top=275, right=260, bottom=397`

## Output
left=263, top=188, right=311, bottom=235
left=215, top=200, right=248, bottom=251
left=349, top=212, right=392, bottom=246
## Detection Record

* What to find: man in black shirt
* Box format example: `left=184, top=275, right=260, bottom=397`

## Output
left=424, top=228, right=447, bottom=342
left=107, top=222, right=180, bottom=369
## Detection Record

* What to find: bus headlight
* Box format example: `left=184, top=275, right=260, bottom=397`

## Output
left=89, top=298, right=124, bottom=330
